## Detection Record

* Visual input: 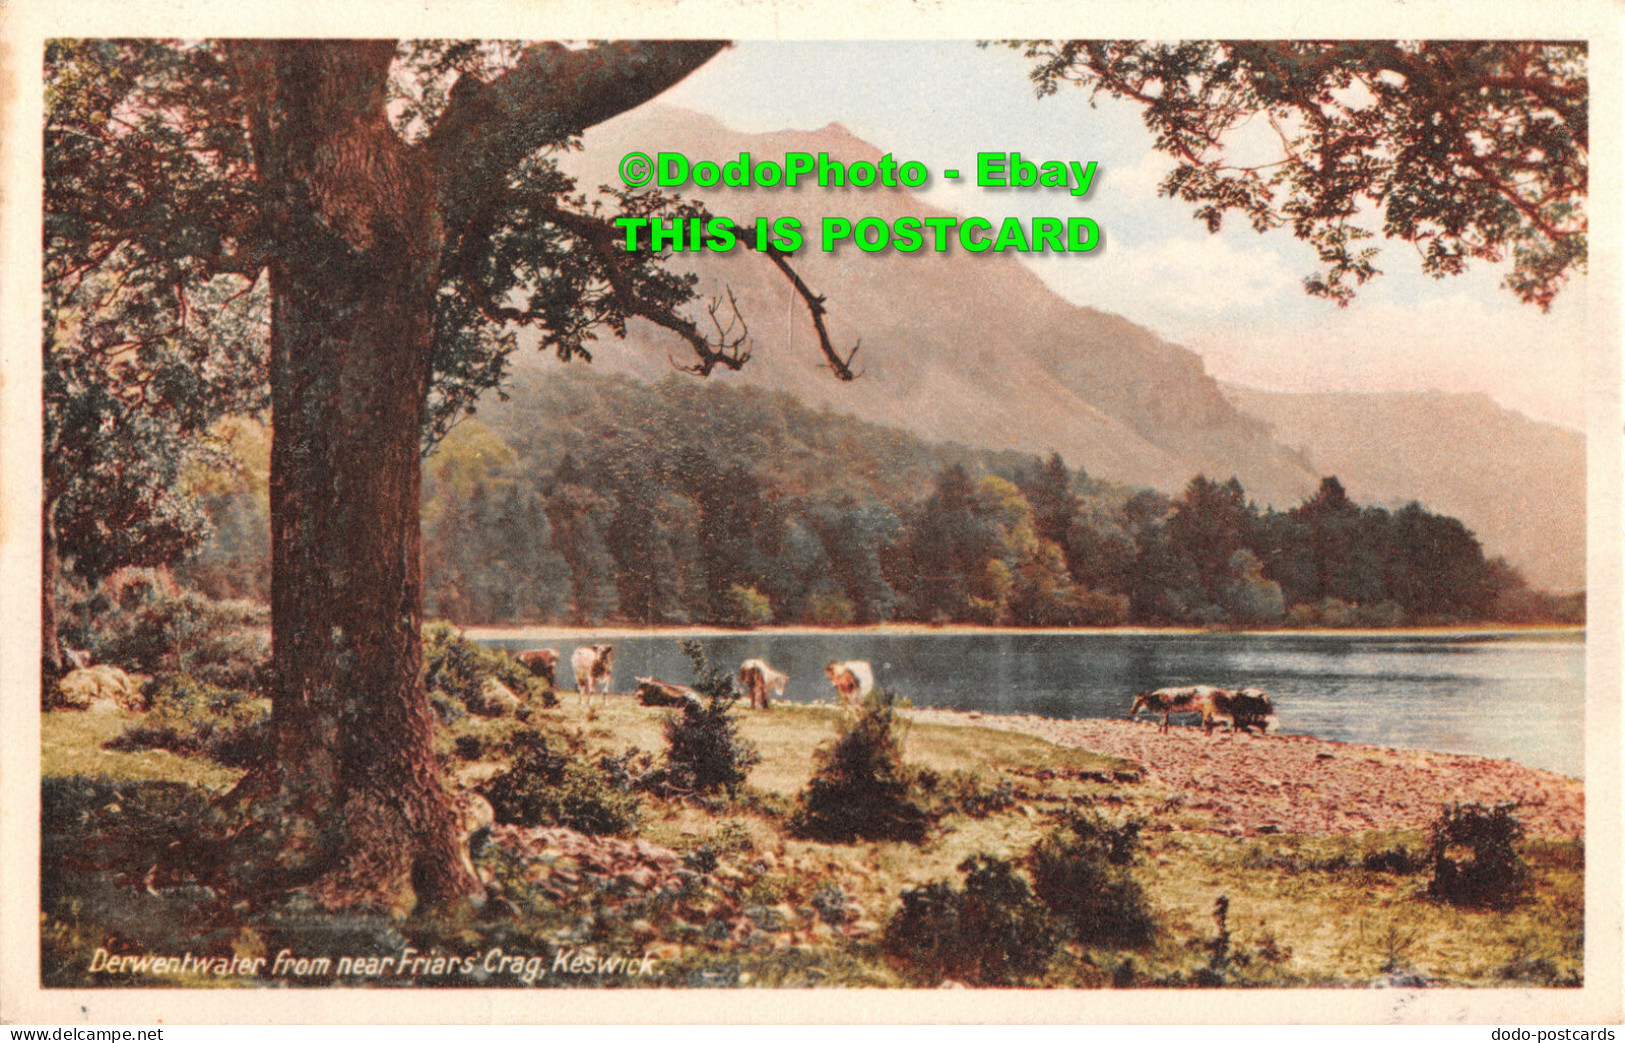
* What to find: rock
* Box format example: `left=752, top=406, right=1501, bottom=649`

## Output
left=646, top=942, right=682, bottom=962
left=460, top=794, right=494, bottom=835
left=846, top=919, right=880, bottom=940
left=619, top=866, right=658, bottom=890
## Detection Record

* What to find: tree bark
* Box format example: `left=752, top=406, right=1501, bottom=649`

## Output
left=41, top=495, right=63, bottom=685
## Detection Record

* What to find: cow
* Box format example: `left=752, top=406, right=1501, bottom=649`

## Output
left=824, top=660, right=874, bottom=712
left=635, top=676, right=701, bottom=709
left=571, top=645, right=614, bottom=705
left=737, top=658, right=788, bottom=710
left=1129, top=685, right=1222, bottom=734
left=514, top=648, right=559, bottom=687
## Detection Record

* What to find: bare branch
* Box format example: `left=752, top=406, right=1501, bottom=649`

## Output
left=762, top=246, right=861, bottom=380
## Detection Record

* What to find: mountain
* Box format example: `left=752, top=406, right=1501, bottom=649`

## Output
left=515, top=104, right=1581, bottom=591
left=1221, top=385, right=1585, bottom=592
left=542, top=105, right=1321, bottom=503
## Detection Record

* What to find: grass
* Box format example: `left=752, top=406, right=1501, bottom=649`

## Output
left=39, top=696, right=1584, bottom=989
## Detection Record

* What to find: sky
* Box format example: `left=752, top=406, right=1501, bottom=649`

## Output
left=657, top=41, right=1589, bottom=430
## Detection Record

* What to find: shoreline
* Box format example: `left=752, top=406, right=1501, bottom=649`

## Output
left=902, top=706, right=1586, bottom=841
left=464, top=622, right=1585, bottom=642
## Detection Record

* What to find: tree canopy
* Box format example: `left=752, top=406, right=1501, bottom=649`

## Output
left=1017, top=41, right=1587, bottom=308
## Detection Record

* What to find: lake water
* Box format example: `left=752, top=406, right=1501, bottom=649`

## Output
left=480, top=630, right=1586, bottom=778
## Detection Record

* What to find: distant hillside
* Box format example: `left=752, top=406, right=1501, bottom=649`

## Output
left=519, top=104, right=1581, bottom=593
left=1222, top=385, right=1584, bottom=592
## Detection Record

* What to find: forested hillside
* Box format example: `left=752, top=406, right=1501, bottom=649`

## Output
left=180, top=369, right=1577, bottom=629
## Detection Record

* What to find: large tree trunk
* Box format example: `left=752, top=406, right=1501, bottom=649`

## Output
left=232, top=41, right=479, bottom=914
left=221, top=37, right=728, bottom=914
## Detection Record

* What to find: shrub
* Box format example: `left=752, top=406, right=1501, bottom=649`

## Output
left=1362, top=846, right=1425, bottom=875
left=66, top=570, right=268, bottom=690
left=883, top=854, right=1061, bottom=986
left=1426, top=802, right=1529, bottom=909
left=791, top=690, right=934, bottom=843
left=914, top=768, right=1016, bottom=819
left=477, top=732, right=642, bottom=836
left=650, top=641, right=760, bottom=796
left=106, top=674, right=270, bottom=768
left=810, top=882, right=861, bottom=926
left=1026, top=806, right=1155, bottom=948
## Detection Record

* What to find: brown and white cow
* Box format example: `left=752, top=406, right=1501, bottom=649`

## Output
left=515, top=648, right=559, bottom=687
left=635, top=676, right=701, bottom=709
left=1131, top=685, right=1277, bottom=735
left=738, top=658, right=788, bottom=710
left=824, top=660, right=875, bottom=712
left=571, top=645, right=614, bottom=705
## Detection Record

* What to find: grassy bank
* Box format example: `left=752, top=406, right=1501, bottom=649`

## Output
left=40, top=684, right=1583, bottom=989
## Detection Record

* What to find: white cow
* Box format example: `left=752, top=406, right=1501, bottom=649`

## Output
left=737, top=658, right=789, bottom=710
left=571, top=645, right=614, bottom=705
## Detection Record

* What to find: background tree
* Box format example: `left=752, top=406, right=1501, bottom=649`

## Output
left=1018, top=41, right=1586, bottom=307
left=46, top=38, right=855, bottom=913
left=44, top=274, right=268, bottom=674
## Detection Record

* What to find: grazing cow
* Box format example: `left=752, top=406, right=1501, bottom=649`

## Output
left=824, top=660, right=875, bottom=712
left=1129, top=685, right=1223, bottom=734
left=515, top=648, right=559, bottom=687
left=737, top=658, right=788, bottom=710
left=571, top=645, right=614, bottom=704
left=635, top=676, right=701, bottom=709
left=1132, top=685, right=1278, bottom=736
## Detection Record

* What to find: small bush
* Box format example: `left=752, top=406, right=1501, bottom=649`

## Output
left=1026, top=806, right=1155, bottom=948
left=721, top=584, right=773, bottom=627
left=791, top=691, right=934, bottom=843
left=915, top=768, right=1017, bottom=819
left=883, top=854, right=1061, bottom=986
left=105, top=674, right=270, bottom=768
left=810, top=882, right=861, bottom=926
left=478, top=732, right=642, bottom=836
left=1362, top=846, right=1425, bottom=875
left=1426, top=802, right=1529, bottom=909
left=650, top=641, right=760, bottom=796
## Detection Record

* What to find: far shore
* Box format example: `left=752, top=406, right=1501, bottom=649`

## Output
left=463, top=622, right=1584, bottom=642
